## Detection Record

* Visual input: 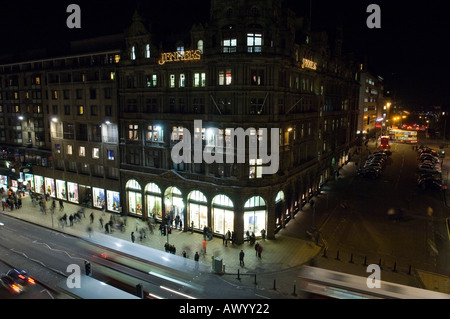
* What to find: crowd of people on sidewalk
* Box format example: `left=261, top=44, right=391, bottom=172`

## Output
left=3, top=189, right=272, bottom=271
left=1, top=187, right=23, bottom=211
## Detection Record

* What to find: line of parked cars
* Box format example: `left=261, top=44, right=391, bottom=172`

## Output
left=0, top=268, right=35, bottom=295
left=416, top=146, right=444, bottom=191
left=357, top=150, right=390, bottom=179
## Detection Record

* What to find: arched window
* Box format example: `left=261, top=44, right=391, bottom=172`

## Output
left=126, top=179, right=142, bottom=215
left=145, top=183, right=162, bottom=220
left=275, top=190, right=284, bottom=203
left=244, top=196, right=266, bottom=236
left=188, top=190, right=208, bottom=230
left=164, top=186, right=184, bottom=223
left=212, top=195, right=234, bottom=235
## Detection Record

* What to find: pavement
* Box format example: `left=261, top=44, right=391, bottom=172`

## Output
left=1, top=140, right=449, bottom=297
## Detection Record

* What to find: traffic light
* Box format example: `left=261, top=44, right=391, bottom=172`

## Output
left=85, top=261, right=92, bottom=276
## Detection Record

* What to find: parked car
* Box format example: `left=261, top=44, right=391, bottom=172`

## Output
left=418, top=176, right=443, bottom=190
left=357, top=167, right=381, bottom=179
left=419, top=153, right=439, bottom=163
left=417, top=164, right=441, bottom=174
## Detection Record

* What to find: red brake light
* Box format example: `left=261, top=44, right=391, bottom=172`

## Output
left=18, top=275, right=26, bottom=280
left=28, top=277, right=35, bottom=285
left=11, top=284, right=21, bottom=293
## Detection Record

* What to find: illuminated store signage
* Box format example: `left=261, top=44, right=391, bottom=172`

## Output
left=302, top=58, right=317, bottom=70
left=158, top=50, right=201, bottom=65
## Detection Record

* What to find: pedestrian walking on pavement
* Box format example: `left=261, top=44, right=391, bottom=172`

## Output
left=255, top=242, right=260, bottom=256
left=99, top=216, right=104, bottom=230
left=257, top=244, right=263, bottom=259
left=194, top=251, right=200, bottom=270
left=131, top=231, right=135, bottom=243
left=90, top=212, right=94, bottom=224
left=239, top=250, right=245, bottom=267
left=202, top=239, right=207, bottom=256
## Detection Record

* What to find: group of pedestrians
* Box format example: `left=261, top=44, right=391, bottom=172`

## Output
left=1, top=187, right=22, bottom=211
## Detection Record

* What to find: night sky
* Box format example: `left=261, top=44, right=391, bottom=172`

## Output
left=1, top=0, right=449, bottom=108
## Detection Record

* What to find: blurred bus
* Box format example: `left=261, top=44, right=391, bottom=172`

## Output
left=58, top=275, right=140, bottom=299
left=298, top=266, right=450, bottom=299
left=380, top=136, right=390, bottom=150
left=389, top=128, right=418, bottom=144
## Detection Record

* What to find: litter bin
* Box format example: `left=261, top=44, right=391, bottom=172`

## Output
left=213, top=257, right=223, bottom=273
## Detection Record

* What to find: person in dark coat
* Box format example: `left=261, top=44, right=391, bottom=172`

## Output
left=239, top=250, right=245, bottom=267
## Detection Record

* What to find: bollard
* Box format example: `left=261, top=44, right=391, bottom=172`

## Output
left=335, top=250, right=340, bottom=261
left=349, top=253, right=354, bottom=264
left=254, top=274, right=257, bottom=285
left=378, top=258, right=382, bottom=269
left=393, top=262, right=397, bottom=273
left=408, top=265, right=412, bottom=275
left=237, top=269, right=241, bottom=281
left=322, top=248, right=327, bottom=258
left=292, top=284, right=297, bottom=297
left=363, top=256, right=367, bottom=266
left=273, top=279, right=276, bottom=290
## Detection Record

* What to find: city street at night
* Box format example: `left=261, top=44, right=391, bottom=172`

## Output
left=0, top=0, right=450, bottom=304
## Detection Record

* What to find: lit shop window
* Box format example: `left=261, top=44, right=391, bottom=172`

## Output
left=249, top=158, right=263, bottom=179
left=171, top=126, right=184, bottom=142
left=194, top=73, right=206, bottom=87
left=92, top=147, right=100, bottom=159
left=107, top=150, right=115, bottom=160
left=128, top=124, right=139, bottom=141
left=170, top=74, right=176, bottom=88
left=219, top=69, right=232, bottom=86
left=67, top=145, right=73, bottom=155
left=146, top=74, right=158, bottom=88
left=79, top=146, right=86, bottom=157
left=179, top=74, right=185, bottom=88
left=223, top=37, right=237, bottom=53
left=247, top=33, right=262, bottom=53
left=147, top=125, right=164, bottom=143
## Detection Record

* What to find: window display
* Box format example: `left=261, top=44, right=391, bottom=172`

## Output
left=67, top=182, right=79, bottom=203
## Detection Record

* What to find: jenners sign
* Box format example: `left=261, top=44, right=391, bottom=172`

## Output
left=301, top=58, right=317, bottom=70
left=158, top=50, right=202, bottom=65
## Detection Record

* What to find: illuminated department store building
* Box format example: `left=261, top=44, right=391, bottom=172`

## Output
left=0, top=0, right=359, bottom=243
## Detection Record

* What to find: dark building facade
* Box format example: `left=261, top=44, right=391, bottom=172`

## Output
left=0, top=0, right=360, bottom=244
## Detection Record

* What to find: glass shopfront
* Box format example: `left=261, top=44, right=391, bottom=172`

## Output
left=243, top=196, right=267, bottom=237
left=107, top=190, right=120, bottom=212
left=127, top=180, right=142, bottom=216
left=164, top=186, right=184, bottom=223
left=34, top=175, right=44, bottom=194
left=145, top=183, right=162, bottom=220
left=45, top=177, right=55, bottom=197
left=188, top=190, right=207, bottom=230
left=56, top=180, right=67, bottom=200
left=0, top=175, right=8, bottom=190
left=93, top=187, right=105, bottom=209
left=212, top=194, right=234, bottom=235
left=67, top=182, right=79, bottom=203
